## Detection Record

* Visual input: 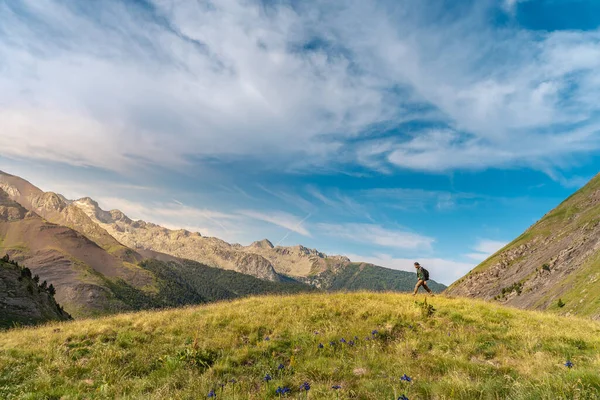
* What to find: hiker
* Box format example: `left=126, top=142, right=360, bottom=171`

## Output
left=413, top=262, right=433, bottom=296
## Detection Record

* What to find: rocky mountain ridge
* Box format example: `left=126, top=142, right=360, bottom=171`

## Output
left=447, top=173, right=600, bottom=319
left=71, top=196, right=352, bottom=280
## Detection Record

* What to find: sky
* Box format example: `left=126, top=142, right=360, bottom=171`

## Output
left=1, top=0, right=600, bottom=285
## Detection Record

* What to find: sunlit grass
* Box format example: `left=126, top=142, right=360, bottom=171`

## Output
left=1, top=292, right=599, bottom=399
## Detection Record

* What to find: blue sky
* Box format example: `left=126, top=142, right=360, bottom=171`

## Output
left=1, top=0, right=599, bottom=284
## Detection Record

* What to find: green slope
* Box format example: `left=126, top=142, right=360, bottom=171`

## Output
left=326, top=263, right=446, bottom=292
left=305, top=262, right=446, bottom=292
left=446, top=173, right=600, bottom=318
left=1, top=293, right=599, bottom=399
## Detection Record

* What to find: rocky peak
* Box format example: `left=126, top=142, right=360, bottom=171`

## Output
left=0, top=189, right=30, bottom=221
left=250, top=239, right=274, bottom=249
left=0, top=182, right=21, bottom=198
left=76, top=197, right=100, bottom=208
left=109, top=210, right=132, bottom=224
left=30, top=192, right=67, bottom=212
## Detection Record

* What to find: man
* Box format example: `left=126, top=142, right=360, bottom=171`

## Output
left=413, top=262, right=433, bottom=296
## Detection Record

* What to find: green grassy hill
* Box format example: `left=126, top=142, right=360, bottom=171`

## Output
left=446, top=173, right=600, bottom=318
left=321, top=262, right=446, bottom=292
left=1, top=293, right=599, bottom=399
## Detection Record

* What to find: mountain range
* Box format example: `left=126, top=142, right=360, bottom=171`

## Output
left=0, top=170, right=445, bottom=321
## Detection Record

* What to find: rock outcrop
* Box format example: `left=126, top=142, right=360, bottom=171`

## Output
left=0, top=257, right=71, bottom=328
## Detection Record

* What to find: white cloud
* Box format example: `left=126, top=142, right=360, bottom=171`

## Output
left=344, top=253, right=473, bottom=285
left=1, top=0, right=599, bottom=176
left=318, top=223, right=434, bottom=251
left=465, top=239, right=507, bottom=261
left=238, top=209, right=311, bottom=237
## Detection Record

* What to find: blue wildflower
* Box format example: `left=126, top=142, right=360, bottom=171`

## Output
left=371, top=330, right=378, bottom=335
left=264, top=374, right=272, bottom=382
left=318, top=343, right=324, bottom=349
left=398, top=395, right=409, bottom=400
left=276, top=386, right=291, bottom=395
left=300, top=382, right=310, bottom=391
left=565, top=360, right=574, bottom=368
left=332, top=385, right=341, bottom=390
left=265, top=336, right=270, bottom=341
left=208, top=389, right=216, bottom=398
left=278, top=363, right=285, bottom=370
left=400, top=374, right=412, bottom=382
left=329, top=341, right=336, bottom=346
left=314, top=331, right=320, bottom=335
left=340, top=338, right=346, bottom=343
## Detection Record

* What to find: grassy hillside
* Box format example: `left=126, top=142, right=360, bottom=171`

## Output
left=1, top=293, right=599, bottom=399
left=446, top=174, right=600, bottom=318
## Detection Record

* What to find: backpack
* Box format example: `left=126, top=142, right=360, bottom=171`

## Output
left=421, top=267, right=430, bottom=281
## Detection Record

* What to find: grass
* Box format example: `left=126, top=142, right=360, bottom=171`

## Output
left=1, top=292, right=600, bottom=399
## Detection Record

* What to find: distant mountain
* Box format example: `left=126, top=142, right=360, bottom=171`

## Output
left=0, top=170, right=446, bottom=319
left=446, top=173, right=600, bottom=319
left=0, top=185, right=314, bottom=317
left=0, top=187, right=156, bottom=317
left=71, top=195, right=445, bottom=291
left=0, top=256, right=71, bottom=328
left=0, top=171, right=140, bottom=263
left=304, top=262, right=446, bottom=292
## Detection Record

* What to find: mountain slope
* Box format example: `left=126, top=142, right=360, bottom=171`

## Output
left=306, top=262, right=446, bottom=292
left=1, top=293, right=598, bottom=399
left=73, top=197, right=285, bottom=282
left=0, top=188, right=156, bottom=317
left=0, top=257, right=71, bottom=328
left=0, top=171, right=141, bottom=263
left=1, top=186, right=314, bottom=317
left=446, top=173, right=600, bottom=319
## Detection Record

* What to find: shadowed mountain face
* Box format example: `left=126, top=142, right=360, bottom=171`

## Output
left=0, top=258, right=71, bottom=328
left=447, top=174, right=600, bottom=319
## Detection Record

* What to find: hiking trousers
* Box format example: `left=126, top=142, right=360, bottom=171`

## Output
left=414, top=279, right=432, bottom=294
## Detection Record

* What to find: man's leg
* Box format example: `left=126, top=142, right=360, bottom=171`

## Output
left=413, top=280, right=424, bottom=295
left=422, top=281, right=433, bottom=294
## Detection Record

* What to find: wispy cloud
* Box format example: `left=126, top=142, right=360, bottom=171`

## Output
left=257, top=184, right=315, bottom=213
left=318, top=223, right=434, bottom=251
left=465, top=239, right=508, bottom=261
left=238, top=209, right=312, bottom=237
left=361, top=188, right=481, bottom=211
left=1, top=1, right=599, bottom=177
